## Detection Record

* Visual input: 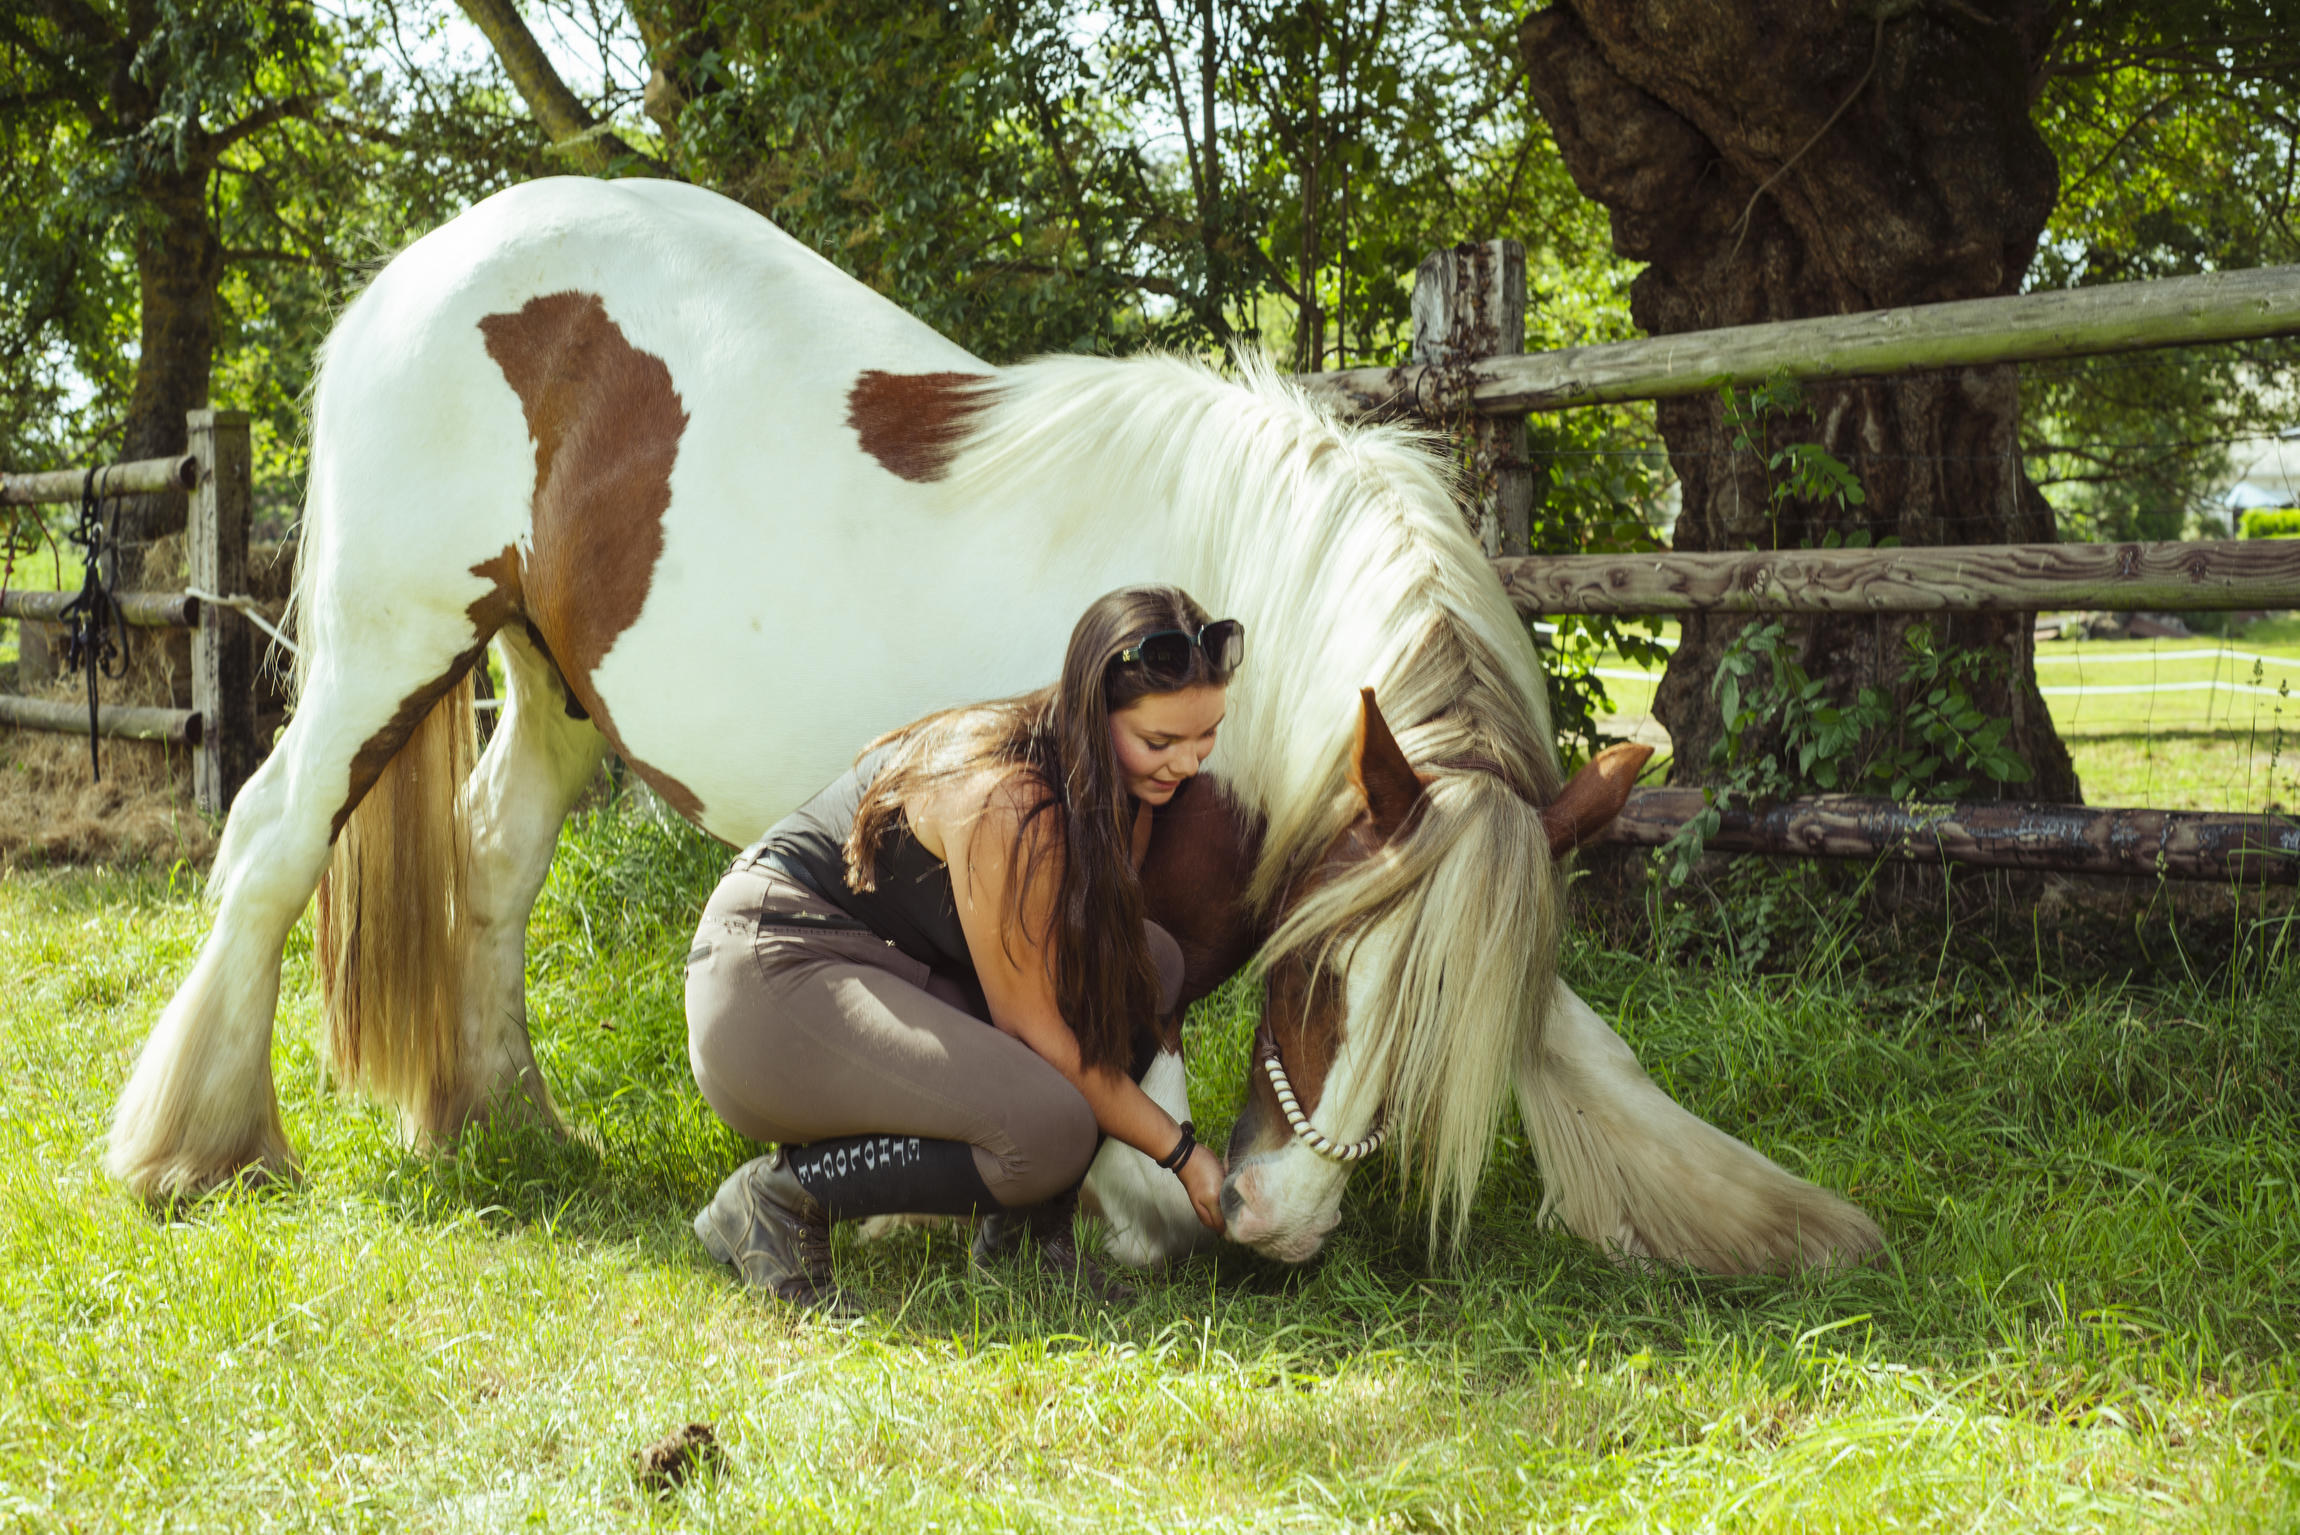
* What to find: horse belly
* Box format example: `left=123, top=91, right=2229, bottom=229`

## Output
left=592, top=489, right=1152, bottom=844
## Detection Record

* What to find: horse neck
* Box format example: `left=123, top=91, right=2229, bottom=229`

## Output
left=1140, top=777, right=1266, bottom=1009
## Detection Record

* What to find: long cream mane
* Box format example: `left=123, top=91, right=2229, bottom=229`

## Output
left=947, top=353, right=1567, bottom=1240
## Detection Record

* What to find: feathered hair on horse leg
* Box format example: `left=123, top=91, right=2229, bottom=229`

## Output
left=1518, top=982, right=1885, bottom=1273
left=315, top=673, right=478, bottom=1140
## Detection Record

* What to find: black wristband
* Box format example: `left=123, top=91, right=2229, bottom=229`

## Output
left=1156, top=1121, right=1196, bottom=1172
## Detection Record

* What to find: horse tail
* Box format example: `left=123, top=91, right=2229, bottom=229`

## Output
left=313, top=672, right=479, bottom=1134
left=1520, top=983, right=1884, bottom=1274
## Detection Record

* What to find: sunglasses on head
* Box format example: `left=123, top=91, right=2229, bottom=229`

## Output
left=1115, top=619, right=1245, bottom=683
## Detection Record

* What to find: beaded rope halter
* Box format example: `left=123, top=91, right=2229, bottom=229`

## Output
left=1257, top=1030, right=1387, bottom=1163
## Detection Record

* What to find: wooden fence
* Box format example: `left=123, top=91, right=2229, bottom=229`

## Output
left=6, top=264, right=2296, bottom=873
left=0, top=410, right=258, bottom=814
left=1307, top=250, right=2300, bottom=884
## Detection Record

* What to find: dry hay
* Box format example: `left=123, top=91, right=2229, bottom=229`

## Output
left=0, top=667, right=217, bottom=873
left=0, top=534, right=296, bottom=872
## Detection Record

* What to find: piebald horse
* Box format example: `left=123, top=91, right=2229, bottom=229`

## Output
left=108, top=176, right=1880, bottom=1272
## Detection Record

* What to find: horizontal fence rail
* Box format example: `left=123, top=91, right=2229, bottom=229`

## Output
left=1496, top=539, right=2300, bottom=616
left=0, top=694, right=201, bottom=746
left=1306, top=263, right=2300, bottom=417
left=0, top=589, right=201, bottom=629
left=1607, top=789, right=2300, bottom=884
left=1, top=454, right=199, bottom=506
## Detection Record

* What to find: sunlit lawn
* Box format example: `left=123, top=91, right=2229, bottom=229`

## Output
left=1582, top=619, right=2300, bottom=812
left=3, top=798, right=2297, bottom=1530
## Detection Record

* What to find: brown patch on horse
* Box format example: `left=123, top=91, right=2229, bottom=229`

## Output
left=846, top=369, right=993, bottom=482
left=1141, top=776, right=1267, bottom=1014
left=478, top=290, right=708, bottom=826
left=1350, top=688, right=1428, bottom=842
left=1541, top=742, right=1653, bottom=856
left=1260, top=963, right=1345, bottom=1113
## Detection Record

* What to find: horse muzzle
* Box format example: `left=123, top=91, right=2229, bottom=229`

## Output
left=1219, top=1150, right=1345, bottom=1262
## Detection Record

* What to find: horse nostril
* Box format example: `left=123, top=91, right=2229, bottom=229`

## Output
left=1220, top=1182, right=1244, bottom=1224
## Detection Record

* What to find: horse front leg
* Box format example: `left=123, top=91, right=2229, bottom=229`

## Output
left=1085, top=1045, right=1216, bottom=1267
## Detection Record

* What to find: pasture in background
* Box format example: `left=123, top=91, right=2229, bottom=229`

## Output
left=3, top=785, right=2295, bottom=1529
left=1583, top=617, right=2300, bottom=815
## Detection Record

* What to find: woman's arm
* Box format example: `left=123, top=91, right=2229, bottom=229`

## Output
left=941, top=772, right=1225, bottom=1230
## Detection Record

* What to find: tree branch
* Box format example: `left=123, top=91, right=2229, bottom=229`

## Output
left=451, top=0, right=661, bottom=176
left=2045, top=33, right=2300, bottom=79
left=205, top=92, right=320, bottom=153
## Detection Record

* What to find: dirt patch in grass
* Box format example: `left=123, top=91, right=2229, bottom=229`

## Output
left=633, top=1421, right=724, bottom=1495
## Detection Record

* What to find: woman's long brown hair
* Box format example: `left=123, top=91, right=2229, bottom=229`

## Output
left=844, top=586, right=1227, bottom=1074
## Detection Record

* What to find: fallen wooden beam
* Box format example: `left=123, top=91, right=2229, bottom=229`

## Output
left=1607, top=788, right=2300, bottom=883
left=0, top=589, right=201, bottom=628
left=1, top=454, right=200, bottom=506
left=0, top=693, right=202, bottom=746
left=1496, top=539, right=2300, bottom=616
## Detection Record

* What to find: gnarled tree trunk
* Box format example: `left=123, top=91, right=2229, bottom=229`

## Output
left=1521, top=0, right=2080, bottom=802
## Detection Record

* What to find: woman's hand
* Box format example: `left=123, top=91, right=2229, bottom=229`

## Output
left=1179, top=1142, right=1227, bottom=1233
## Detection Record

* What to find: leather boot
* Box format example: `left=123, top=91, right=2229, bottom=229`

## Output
left=972, top=1187, right=1136, bottom=1304
left=693, top=1151, right=847, bottom=1313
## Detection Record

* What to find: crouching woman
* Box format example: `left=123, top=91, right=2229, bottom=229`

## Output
left=683, top=585, right=1239, bottom=1309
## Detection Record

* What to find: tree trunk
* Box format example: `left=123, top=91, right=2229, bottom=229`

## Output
left=114, top=163, right=221, bottom=585
left=1521, top=0, right=2080, bottom=802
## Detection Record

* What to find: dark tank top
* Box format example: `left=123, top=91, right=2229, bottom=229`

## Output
left=749, top=745, right=974, bottom=979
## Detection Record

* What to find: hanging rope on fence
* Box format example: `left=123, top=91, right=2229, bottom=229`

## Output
left=56, top=467, right=130, bottom=781
left=182, top=586, right=300, bottom=660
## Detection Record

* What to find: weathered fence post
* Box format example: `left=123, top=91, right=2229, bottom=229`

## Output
left=1410, top=240, right=1532, bottom=557
left=188, top=409, right=256, bottom=815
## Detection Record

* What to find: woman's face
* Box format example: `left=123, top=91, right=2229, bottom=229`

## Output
left=1109, top=684, right=1226, bottom=805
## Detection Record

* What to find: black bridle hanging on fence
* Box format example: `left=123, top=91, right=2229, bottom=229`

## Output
left=57, top=466, right=130, bottom=781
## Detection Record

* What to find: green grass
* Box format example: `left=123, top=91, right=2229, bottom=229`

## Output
left=1583, top=620, right=2300, bottom=812
left=0, top=543, right=79, bottom=672
left=4, top=796, right=2297, bottom=1529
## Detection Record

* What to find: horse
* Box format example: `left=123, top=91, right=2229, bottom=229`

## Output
left=106, top=175, right=1881, bottom=1274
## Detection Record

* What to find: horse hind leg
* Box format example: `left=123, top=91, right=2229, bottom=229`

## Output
left=437, top=626, right=607, bottom=1137
left=108, top=621, right=499, bottom=1202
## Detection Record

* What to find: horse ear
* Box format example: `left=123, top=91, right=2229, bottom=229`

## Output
left=1351, top=688, right=1427, bottom=841
left=1540, top=742, right=1654, bottom=856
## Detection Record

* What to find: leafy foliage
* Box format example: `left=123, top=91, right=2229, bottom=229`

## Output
left=0, top=0, right=543, bottom=523
left=2022, top=2, right=2300, bottom=539
left=2241, top=506, right=2300, bottom=539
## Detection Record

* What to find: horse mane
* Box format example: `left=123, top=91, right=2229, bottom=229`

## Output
left=946, top=352, right=1567, bottom=1242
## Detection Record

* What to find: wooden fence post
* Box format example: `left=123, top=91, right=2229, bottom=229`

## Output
left=1410, top=240, right=1532, bottom=557
left=188, top=409, right=256, bottom=815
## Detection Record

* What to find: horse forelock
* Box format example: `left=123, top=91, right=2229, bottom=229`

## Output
left=946, top=350, right=1565, bottom=1241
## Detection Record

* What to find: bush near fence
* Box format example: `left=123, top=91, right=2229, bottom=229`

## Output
left=2241, top=507, right=2300, bottom=540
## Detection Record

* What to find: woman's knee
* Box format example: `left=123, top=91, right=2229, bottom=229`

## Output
left=994, top=1087, right=1098, bottom=1207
